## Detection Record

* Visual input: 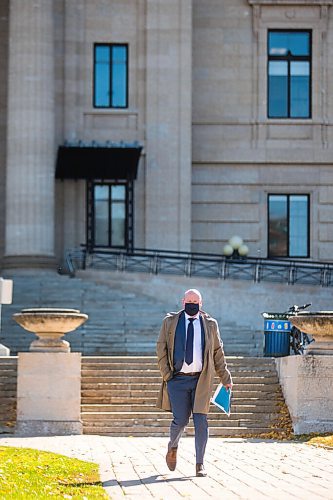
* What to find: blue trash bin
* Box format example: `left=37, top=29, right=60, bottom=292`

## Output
left=262, top=313, right=291, bottom=357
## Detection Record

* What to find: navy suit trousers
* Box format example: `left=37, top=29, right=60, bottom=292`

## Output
left=167, top=374, right=208, bottom=463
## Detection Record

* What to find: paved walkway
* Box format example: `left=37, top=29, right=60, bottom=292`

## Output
left=0, top=435, right=332, bottom=499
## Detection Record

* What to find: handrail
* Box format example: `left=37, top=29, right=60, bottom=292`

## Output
left=78, top=245, right=333, bottom=266
left=65, top=246, right=333, bottom=287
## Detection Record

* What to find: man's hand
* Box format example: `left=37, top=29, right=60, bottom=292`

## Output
left=224, top=383, right=233, bottom=391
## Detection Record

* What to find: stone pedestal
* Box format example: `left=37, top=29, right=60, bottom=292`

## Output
left=16, top=352, right=82, bottom=436
left=276, top=356, right=333, bottom=434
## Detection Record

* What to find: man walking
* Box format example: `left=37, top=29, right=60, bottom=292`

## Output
left=156, top=288, right=232, bottom=477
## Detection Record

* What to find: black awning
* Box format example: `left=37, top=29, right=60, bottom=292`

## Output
left=55, top=144, right=142, bottom=180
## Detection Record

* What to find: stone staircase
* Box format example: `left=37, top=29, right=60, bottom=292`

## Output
left=0, top=355, right=292, bottom=437
left=0, top=270, right=262, bottom=356
left=81, top=356, right=291, bottom=437
left=77, top=269, right=264, bottom=357
left=0, top=357, right=17, bottom=434
left=0, top=271, right=167, bottom=356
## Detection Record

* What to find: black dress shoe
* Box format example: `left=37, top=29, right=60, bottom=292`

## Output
left=196, top=463, right=207, bottom=477
left=166, top=446, right=178, bottom=471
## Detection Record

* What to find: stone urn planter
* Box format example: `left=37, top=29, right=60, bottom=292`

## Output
left=288, top=311, right=333, bottom=355
left=13, top=308, right=88, bottom=352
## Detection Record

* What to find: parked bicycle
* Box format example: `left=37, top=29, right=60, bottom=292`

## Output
left=286, top=303, right=313, bottom=355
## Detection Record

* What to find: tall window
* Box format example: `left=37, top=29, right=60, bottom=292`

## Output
left=268, top=30, right=311, bottom=118
left=94, top=184, right=127, bottom=247
left=268, top=194, right=309, bottom=258
left=94, top=44, right=128, bottom=108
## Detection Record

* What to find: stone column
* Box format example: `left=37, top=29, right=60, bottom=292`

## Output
left=5, top=0, right=55, bottom=267
left=145, top=0, right=192, bottom=251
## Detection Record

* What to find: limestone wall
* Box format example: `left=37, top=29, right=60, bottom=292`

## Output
left=1, top=0, right=333, bottom=266
left=0, top=1, right=9, bottom=261
left=276, top=356, right=333, bottom=434
left=56, top=0, right=192, bottom=254
left=192, top=163, right=333, bottom=259
left=192, top=0, right=333, bottom=257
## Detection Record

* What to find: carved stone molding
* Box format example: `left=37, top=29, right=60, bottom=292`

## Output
left=249, top=0, right=332, bottom=35
left=248, top=0, right=332, bottom=147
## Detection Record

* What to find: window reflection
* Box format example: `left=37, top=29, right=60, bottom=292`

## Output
left=111, top=203, right=125, bottom=247
left=94, top=200, right=109, bottom=246
left=94, top=184, right=127, bottom=248
left=290, top=62, right=310, bottom=118
left=268, top=194, right=309, bottom=257
left=94, top=44, right=128, bottom=108
left=94, top=46, right=111, bottom=107
left=269, top=31, right=310, bottom=56
left=289, top=195, right=308, bottom=256
left=112, top=46, right=127, bottom=108
left=94, top=185, right=109, bottom=201
left=112, top=185, right=126, bottom=201
left=268, top=61, right=288, bottom=118
left=268, top=31, right=311, bottom=118
left=268, top=195, right=288, bottom=257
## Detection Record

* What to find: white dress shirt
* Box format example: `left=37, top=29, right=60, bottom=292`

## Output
left=180, top=312, right=203, bottom=373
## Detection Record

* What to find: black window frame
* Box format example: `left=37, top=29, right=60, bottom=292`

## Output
left=267, top=193, right=310, bottom=258
left=86, top=180, right=134, bottom=251
left=93, top=43, right=129, bottom=109
left=267, top=29, right=312, bottom=119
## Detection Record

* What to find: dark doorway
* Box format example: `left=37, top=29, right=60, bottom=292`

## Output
left=86, top=180, right=134, bottom=251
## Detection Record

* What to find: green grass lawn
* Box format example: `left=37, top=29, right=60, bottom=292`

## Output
left=0, top=446, right=109, bottom=499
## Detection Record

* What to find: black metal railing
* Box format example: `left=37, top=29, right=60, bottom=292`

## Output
left=64, top=246, right=333, bottom=287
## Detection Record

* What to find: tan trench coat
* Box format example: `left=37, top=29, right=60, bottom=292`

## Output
left=156, top=310, right=232, bottom=414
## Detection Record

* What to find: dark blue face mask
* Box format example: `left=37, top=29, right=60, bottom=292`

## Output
left=184, top=303, right=199, bottom=316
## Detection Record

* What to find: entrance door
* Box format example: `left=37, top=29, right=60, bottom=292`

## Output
left=86, top=181, right=134, bottom=251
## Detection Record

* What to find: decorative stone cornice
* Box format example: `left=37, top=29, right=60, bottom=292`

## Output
left=248, top=0, right=333, bottom=4
left=249, top=0, right=331, bottom=35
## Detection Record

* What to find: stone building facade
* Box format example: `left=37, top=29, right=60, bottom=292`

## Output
left=0, top=0, right=333, bottom=269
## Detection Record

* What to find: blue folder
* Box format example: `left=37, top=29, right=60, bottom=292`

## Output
left=211, top=384, right=232, bottom=417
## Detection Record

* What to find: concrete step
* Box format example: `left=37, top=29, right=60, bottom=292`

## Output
left=81, top=376, right=279, bottom=384
left=0, top=391, right=16, bottom=397
left=0, top=374, right=17, bottom=380
left=0, top=358, right=18, bottom=365
left=81, top=411, right=278, bottom=423
left=81, top=403, right=281, bottom=413
left=82, top=355, right=274, bottom=363
left=79, top=355, right=290, bottom=437
left=81, top=383, right=281, bottom=393
left=82, top=426, right=273, bottom=437
left=0, top=354, right=290, bottom=438
left=80, top=401, right=282, bottom=415
left=0, top=359, right=17, bottom=433
left=82, top=418, right=274, bottom=429
left=81, top=363, right=276, bottom=370
left=81, top=362, right=275, bottom=370
left=81, top=387, right=282, bottom=397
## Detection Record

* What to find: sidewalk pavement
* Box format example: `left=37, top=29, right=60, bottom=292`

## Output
left=0, top=435, right=332, bottom=499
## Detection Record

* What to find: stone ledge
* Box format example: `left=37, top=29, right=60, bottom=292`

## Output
left=248, top=0, right=333, bottom=5
left=2, top=255, right=57, bottom=270
left=15, top=420, right=83, bottom=436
